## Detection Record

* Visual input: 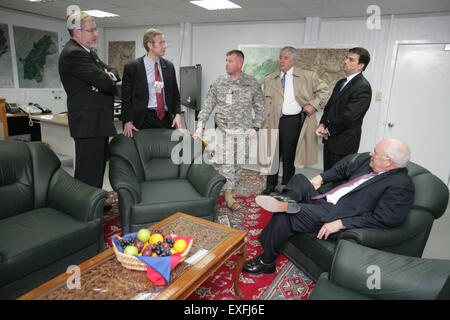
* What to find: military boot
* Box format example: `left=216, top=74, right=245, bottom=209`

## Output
left=224, top=189, right=240, bottom=211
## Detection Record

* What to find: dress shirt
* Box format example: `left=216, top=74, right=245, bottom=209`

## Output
left=326, top=171, right=381, bottom=204
left=340, top=72, right=360, bottom=91
left=143, top=56, right=167, bottom=110
left=281, top=67, right=302, bottom=115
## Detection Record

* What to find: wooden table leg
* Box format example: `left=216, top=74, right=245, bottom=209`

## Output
left=233, top=243, right=247, bottom=298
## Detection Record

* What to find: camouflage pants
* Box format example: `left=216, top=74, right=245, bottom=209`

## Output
left=213, top=130, right=249, bottom=190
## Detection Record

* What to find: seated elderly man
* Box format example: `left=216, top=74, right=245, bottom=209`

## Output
left=244, top=138, right=415, bottom=274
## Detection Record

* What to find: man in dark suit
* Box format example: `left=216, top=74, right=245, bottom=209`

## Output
left=316, top=47, right=372, bottom=171
left=243, top=138, right=414, bottom=274
left=59, top=11, right=120, bottom=189
left=121, top=28, right=182, bottom=137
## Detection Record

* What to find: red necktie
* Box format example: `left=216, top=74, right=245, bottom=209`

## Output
left=155, top=62, right=165, bottom=120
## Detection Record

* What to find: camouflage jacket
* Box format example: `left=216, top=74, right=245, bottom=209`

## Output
left=197, top=73, right=265, bottom=131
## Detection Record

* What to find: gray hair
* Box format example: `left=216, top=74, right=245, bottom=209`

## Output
left=384, top=139, right=411, bottom=168
left=280, top=46, right=298, bottom=61
left=66, top=11, right=94, bottom=37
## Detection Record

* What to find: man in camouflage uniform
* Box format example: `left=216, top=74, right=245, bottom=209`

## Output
left=193, top=50, right=265, bottom=211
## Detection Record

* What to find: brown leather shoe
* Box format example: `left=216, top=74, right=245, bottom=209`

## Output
left=255, top=195, right=301, bottom=214
left=225, top=189, right=240, bottom=211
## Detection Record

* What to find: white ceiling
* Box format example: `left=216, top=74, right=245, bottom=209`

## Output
left=1, top=0, right=450, bottom=28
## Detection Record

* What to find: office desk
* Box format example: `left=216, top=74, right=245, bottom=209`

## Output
left=31, top=114, right=123, bottom=167
left=6, top=113, right=42, bottom=141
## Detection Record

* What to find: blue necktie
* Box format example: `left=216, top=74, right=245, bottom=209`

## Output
left=280, top=72, right=286, bottom=117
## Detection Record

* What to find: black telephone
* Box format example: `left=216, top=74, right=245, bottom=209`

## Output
left=32, top=103, right=52, bottom=114
left=5, top=102, right=21, bottom=114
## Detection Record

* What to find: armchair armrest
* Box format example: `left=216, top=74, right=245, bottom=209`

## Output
left=187, top=164, right=226, bottom=197
left=328, top=240, right=450, bottom=299
left=338, top=208, right=434, bottom=249
left=47, top=169, right=108, bottom=222
left=109, top=156, right=141, bottom=204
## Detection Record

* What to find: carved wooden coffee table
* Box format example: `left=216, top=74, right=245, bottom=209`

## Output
left=18, top=212, right=247, bottom=300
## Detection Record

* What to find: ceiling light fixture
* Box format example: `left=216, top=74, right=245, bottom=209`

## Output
left=190, top=0, right=241, bottom=11
left=83, top=10, right=119, bottom=18
left=25, top=0, right=56, bottom=3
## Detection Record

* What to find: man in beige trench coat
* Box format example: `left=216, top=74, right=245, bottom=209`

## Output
left=258, top=47, right=329, bottom=194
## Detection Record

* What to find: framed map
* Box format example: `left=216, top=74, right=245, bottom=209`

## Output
left=13, top=25, right=60, bottom=88
left=239, top=45, right=349, bottom=98
left=108, top=41, right=135, bottom=79
left=0, top=23, right=14, bottom=88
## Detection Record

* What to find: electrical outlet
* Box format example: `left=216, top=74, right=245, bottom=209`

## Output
left=375, top=91, right=382, bottom=101
left=52, top=90, right=63, bottom=100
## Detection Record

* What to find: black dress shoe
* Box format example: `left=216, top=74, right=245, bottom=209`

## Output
left=243, top=256, right=276, bottom=274
left=261, top=185, right=276, bottom=195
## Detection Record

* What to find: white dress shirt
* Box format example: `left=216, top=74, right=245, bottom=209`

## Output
left=281, top=67, right=302, bottom=115
left=326, top=171, right=381, bottom=204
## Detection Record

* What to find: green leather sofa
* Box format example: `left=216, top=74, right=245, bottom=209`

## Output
left=0, top=141, right=108, bottom=299
left=309, top=240, right=450, bottom=300
left=108, top=128, right=226, bottom=234
left=280, top=152, right=449, bottom=281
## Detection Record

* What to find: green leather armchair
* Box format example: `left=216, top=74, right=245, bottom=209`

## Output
left=309, top=240, right=450, bottom=300
left=108, top=128, right=226, bottom=234
left=280, top=153, right=449, bottom=281
left=0, top=140, right=108, bottom=299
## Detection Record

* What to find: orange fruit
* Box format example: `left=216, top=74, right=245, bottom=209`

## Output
left=149, top=233, right=164, bottom=246
left=173, top=239, right=187, bottom=253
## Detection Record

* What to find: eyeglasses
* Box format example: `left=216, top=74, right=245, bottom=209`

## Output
left=82, top=28, right=98, bottom=33
left=370, top=149, right=391, bottom=160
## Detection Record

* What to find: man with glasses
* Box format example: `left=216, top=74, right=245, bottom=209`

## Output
left=59, top=11, right=120, bottom=191
left=121, top=28, right=182, bottom=137
left=244, top=138, right=414, bottom=274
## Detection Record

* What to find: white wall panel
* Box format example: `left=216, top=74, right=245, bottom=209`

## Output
left=192, top=20, right=306, bottom=112
left=317, top=16, right=392, bottom=154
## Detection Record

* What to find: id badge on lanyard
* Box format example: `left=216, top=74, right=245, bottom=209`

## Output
left=155, top=81, right=164, bottom=94
left=226, top=89, right=232, bottom=105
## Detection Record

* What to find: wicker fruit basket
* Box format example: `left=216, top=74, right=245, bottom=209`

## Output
left=112, top=234, right=193, bottom=271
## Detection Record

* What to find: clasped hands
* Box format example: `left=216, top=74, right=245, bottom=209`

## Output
left=315, top=123, right=329, bottom=140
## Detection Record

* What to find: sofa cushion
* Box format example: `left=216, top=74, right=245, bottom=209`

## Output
left=0, top=208, right=101, bottom=287
left=0, top=142, right=34, bottom=220
left=130, top=179, right=215, bottom=224
left=288, top=233, right=337, bottom=272
left=308, top=273, right=374, bottom=300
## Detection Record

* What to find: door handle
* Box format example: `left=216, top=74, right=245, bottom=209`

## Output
left=388, top=122, right=394, bottom=128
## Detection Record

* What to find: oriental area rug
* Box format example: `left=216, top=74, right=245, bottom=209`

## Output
left=103, top=169, right=315, bottom=300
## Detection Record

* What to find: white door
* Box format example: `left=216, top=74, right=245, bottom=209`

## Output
left=385, top=43, right=450, bottom=186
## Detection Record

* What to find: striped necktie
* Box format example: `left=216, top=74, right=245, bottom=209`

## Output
left=312, top=172, right=377, bottom=200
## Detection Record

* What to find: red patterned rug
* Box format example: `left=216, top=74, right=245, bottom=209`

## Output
left=103, top=169, right=315, bottom=300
